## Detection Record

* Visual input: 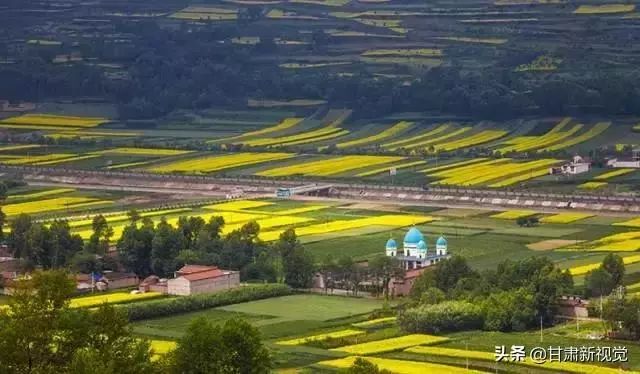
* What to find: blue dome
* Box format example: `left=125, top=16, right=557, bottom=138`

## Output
left=386, top=238, right=397, bottom=249
left=404, top=227, right=424, bottom=244
left=417, top=240, right=427, bottom=251
left=437, top=236, right=447, bottom=246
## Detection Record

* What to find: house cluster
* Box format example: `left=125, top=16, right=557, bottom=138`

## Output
left=1, top=260, right=239, bottom=297
left=549, top=155, right=592, bottom=175
left=607, top=148, right=640, bottom=169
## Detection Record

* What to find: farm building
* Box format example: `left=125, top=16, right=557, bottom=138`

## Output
left=549, top=155, right=591, bottom=175
left=608, top=149, right=640, bottom=168
left=141, top=265, right=239, bottom=296
left=386, top=227, right=450, bottom=270
left=389, top=267, right=427, bottom=297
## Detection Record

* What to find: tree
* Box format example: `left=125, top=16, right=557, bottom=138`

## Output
left=432, top=255, right=475, bottom=292
left=48, top=219, right=83, bottom=268
left=585, top=267, right=615, bottom=297
left=275, top=229, right=314, bottom=288
left=118, top=217, right=155, bottom=276
left=0, top=208, right=5, bottom=241
left=86, top=215, right=113, bottom=255
left=7, top=213, right=33, bottom=260
left=602, top=253, right=625, bottom=286
left=0, top=270, right=158, bottom=373
left=369, top=256, right=405, bottom=300
left=167, top=317, right=271, bottom=374
left=347, top=358, right=393, bottom=374
left=419, top=287, right=446, bottom=305
left=151, top=218, right=185, bottom=276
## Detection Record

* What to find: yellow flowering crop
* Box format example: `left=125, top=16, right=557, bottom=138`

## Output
left=436, top=36, right=507, bottom=44
left=222, top=215, right=313, bottom=234
left=318, top=356, right=482, bottom=374
left=92, top=147, right=194, bottom=156
left=65, top=208, right=193, bottom=228
left=277, top=329, right=365, bottom=345
left=3, top=197, right=111, bottom=216
left=2, top=153, right=79, bottom=165
left=591, top=240, right=640, bottom=252
left=419, top=158, right=488, bottom=173
left=204, top=200, right=274, bottom=211
left=614, top=218, right=640, bottom=228
left=216, top=118, right=303, bottom=143
left=400, top=127, right=471, bottom=150
left=0, top=144, right=41, bottom=152
left=574, top=4, right=634, bottom=14
left=259, top=215, right=434, bottom=241
left=256, top=155, right=404, bottom=177
left=147, top=152, right=294, bottom=173
left=330, top=334, right=448, bottom=355
left=0, top=114, right=107, bottom=128
left=7, top=188, right=75, bottom=201
left=150, top=340, right=177, bottom=356
left=406, top=346, right=624, bottom=374
left=540, top=213, right=594, bottom=224
left=491, top=210, right=537, bottom=219
left=362, top=49, right=442, bottom=57
left=243, top=126, right=348, bottom=147
left=356, top=160, right=427, bottom=177
left=34, top=154, right=101, bottom=166
left=431, top=159, right=559, bottom=187
left=333, top=121, right=413, bottom=149
left=578, top=181, right=607, bottom=189
left=69, top=292, right=163, bottom=308
left=569, top=255, right=640, bottom=275
left=594, top=168, right=635, bottom=180
left=538, top=122, right=610, bottom=152
left=434, top=130, right=508, bottom=152
left=352, top=317, right=397, bottom=328
left=383, top=123, right=451, bottom=149
left=496, top=118, right=580, bottom=153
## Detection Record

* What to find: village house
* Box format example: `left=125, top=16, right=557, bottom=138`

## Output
left=607, top=148, right=640, bottom=169
left=140, top=265, right=239, bottom=296
left=549, top=155, right=591, bottom=175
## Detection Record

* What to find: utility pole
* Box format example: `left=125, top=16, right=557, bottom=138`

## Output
left=540, top=316, right=543, bottom=343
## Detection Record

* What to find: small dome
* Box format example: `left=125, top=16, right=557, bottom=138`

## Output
left=417, top=240, right=427, bottom=251
left=404, top=227, right=424, bottom=244
left=386, top=238, right=397, bottom=250
left=437, top=236, right=447, bottom=246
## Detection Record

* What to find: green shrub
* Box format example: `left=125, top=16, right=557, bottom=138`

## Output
left=398, top=301, right=483, bottom=333
left=124, top=284, right=292, bottom=321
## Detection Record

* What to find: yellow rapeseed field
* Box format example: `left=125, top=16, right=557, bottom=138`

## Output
left=433, top=130, right=508, bottom=152
left=2, top=153, right=79, bottom=165
left=222, top=215, right=313, bottom=234
left=496, top=118, right=579, bottom=153
left=383, top=123, right=451, bottom=150
left=34, top=154, right=101, bottom=166
left=277, top=329, right=365, bottom=345
left=65, top=208, right=193, bottom=228
left=574, top=4, right=635, bottom=14
left=539, top=213, right=594, bottom=224
left=259, top=214, right=434, bottom=241
left=569, top=254, right=640, bottom=275
left=436, top=36, right=507, bottom=44
left=333, top=121, right=413, bottom=149
left=491, top=210, right=537, bottom=219
left=318, top=356, right=483, bottom=374
left=400, top=127, right=471, bottom=150
left=7, top=188, right=75, bottom=201
left=3, top=197, right=112, bottom=216
left=0, top=114, right=107, bottom=128
left=92, top=147, right=194, bottom=156
left=205, top=200, right=274, bottom=211
left=352, top=317, right=397, bottom=328
left=148, top=152, right=294, bottom=173
left=0, top=144, right=41, bottom=152
left=330, top=334, right=449, bottom=355
left=538, top=122, right=610, bottom=152
left=256, top=155, right=404, bottom=177
left=356, top=160, right=427, bottom=177
left=243, top=125, right=349, bottom=147
left=150, top=340, right=177, bottom=356
left=594, top=168, right=635, bottom=180
left=578, top=181, right=607, bottom=189
left=216, top=118, right=303, bottom=143
left=69, top=292, right=163, bottom=308
left=430, top=159, right=559, bottom=187
left=614, top=217, right=640, bottom=228
left=405, top=346, right=624, bottom=374
left=419, top=158, right=488, bottom=173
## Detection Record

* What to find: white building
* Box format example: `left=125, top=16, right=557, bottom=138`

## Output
left=607, top=148, right=640, bottom=168
left=386, top=227, right=450, bottom=270
left=550, top=155, right=591, bottom=175
left=166, top=265, right=240, bottom=296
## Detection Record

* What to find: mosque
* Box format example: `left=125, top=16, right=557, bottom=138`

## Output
left=385, top=227, right=450, bottom=270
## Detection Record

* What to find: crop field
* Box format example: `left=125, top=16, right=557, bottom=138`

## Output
left=330, top=334, right=449, bottom=355
left=332, top=121, right=413, bottom=149
left=0, top=144, right=41, bottom=152
left=91, top=147, right=194, bottom=156
left=276, top=329, right=365, bottom=345
left=0, top=114, right=108, bottom=128
left=426, top=158, right=560, bottom=187
left=169, top=6, right=238, bottom=20
left=594, top=168, right=635, bottom=180
left=574, top=4, right=635, bottom=14
left=491, top=210, right=537, bottom=220
left=69, top=292, right=163, bottom=308
left=6, top=188, right=75, bottom=201
left=318, top=356, right=484, bottom=374
left=255, top=155, right=404, bottom=177
left=147, top=152, right=294, bottom=173
left=2, top=196, right=112, bottom=216
left=539, top=213, right=594, bottom=224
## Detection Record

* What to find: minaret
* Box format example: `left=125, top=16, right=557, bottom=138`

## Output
left=436, top=235, right=447, bottom=256
left=385, top=238, right=397, bottom=257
